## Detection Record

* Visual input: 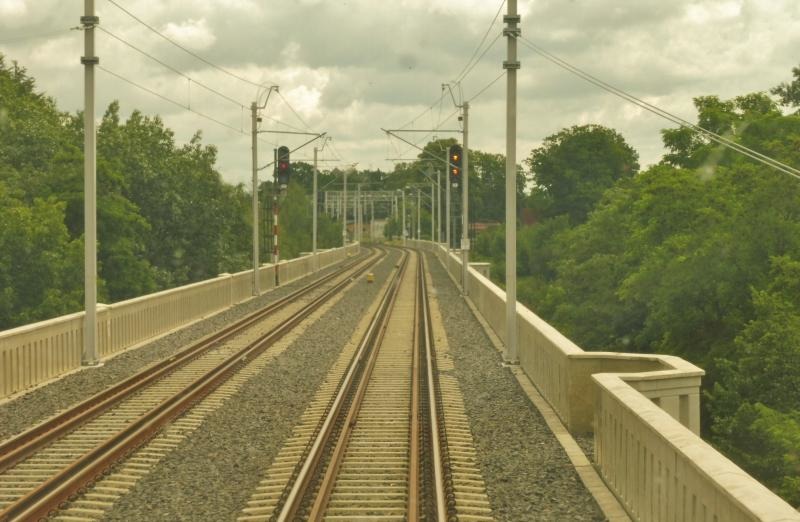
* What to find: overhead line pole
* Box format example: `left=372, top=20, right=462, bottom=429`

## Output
left=342, top=170, right=348, bottom=245
left=251, top=103, right=259, bottom=294
left=504, top=0, right=520, bottom=362
left=446, top=148, right=451, bottom=250
left=417, top=188, right=421, bottom=240
left=402, top=190, right=407, bottom=246
left=82, top=0, right=99, bottom=366
left=250, top=85, right=279, bottom=295
left=461, top=102, right=470, bottom=296
left=313, top=146, right=318, bottom=270
left=431, top=182, right=434, bottom=243
left=437, top=169, right=442, bottom=245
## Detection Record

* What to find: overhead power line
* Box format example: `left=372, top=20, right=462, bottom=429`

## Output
left=395, top=1, right=505, bottom=132
left=389, top=70, right=506, bottom=164
left=98, top=65, right=277, bottom=147
left=276, top=90, right=313, bottom=132
left=467, top=71, right=505, bottom=103
left=98, top=26, right=245, bottom=109
left=518, top=36, right=800, bottom=181
left=398, top=90, right=449, bottom=131
left=457, top=32, right=503, bottom=88
left=454, top=0, right=506, bottom=84
left=105, top=0, right=273, bottom=89
left=104, top=1, right=330, bottom=155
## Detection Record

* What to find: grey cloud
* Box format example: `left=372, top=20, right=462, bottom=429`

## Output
left=2, top=0, right=799, bottom=186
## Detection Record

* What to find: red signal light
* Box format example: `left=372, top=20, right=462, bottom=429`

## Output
left=449, top=144, right=463, bottom=184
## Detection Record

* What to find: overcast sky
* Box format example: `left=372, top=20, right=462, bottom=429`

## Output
left=1, top=0, right=799, bottom=186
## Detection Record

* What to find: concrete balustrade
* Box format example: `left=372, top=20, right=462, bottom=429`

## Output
left=408, top=239, right=800, bottom=522
left=0, top=244, right=358, bottom=400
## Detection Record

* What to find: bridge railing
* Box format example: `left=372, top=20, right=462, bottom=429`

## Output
left=409, top=239, right=799, bottom=522
left=0, top=244, right=359, bottom=400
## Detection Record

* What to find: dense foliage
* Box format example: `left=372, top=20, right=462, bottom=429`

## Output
left=3, top=50, right=799, bottom=506
left=0, top=55, right=342, bottom=330
left=472, top=68, right=800, bottom=506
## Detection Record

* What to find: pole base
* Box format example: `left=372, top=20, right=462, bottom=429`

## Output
left=81, top=359, right=104, bottom=368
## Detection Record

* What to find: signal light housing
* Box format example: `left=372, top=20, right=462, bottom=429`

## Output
left=276, top=145, right=291, bottom=186
left=449, top=145, right=463, bottom=185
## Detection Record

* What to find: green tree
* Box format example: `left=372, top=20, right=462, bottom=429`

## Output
left=526, top=124, right=639, bottom=223
left=661, top=93, right=781, bottom=168
left=772, top=65, right=800, bottom=109
left=279, top=181, right=312, bottom=259
left=0, top=183, right=84, bottom=329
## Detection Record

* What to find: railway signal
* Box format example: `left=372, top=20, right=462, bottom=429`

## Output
left=449, top=144, right=463, bottom=185
left=277, top=145, right=291, bottom=187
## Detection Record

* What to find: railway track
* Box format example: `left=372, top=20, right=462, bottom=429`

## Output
left=241, top=249, right=493, bottom=521
left=0, top=248, right=383, bottom=522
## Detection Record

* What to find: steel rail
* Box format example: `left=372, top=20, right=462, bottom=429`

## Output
left=276, top=249, right=448, bottom=521
left=408, top=254, right=422, bottom=520
left=0, top=249, right=383, bottom=522
left=306, top=253, right=417, bottom=521
left=420, top=254, right=449, bottom=520
left=0, top=249, right=375, bottom=475
left=276, top=250, right=410, bottom=521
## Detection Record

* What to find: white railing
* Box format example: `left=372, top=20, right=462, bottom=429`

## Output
left=0, top=244, right=359, bottom=400
left=410, top=240, right=799, bottom=522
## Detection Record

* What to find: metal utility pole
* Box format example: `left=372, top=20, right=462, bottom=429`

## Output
left=504, top=0, right=520, bottom=361
left=402, top=190, right=407, bottom=246
left=437, top=170, right=441, bottom=244
left=251, top=103, right=259, bottom=294
left=416, top=189, right=421, bottom=240
left=342, top=169, right=348, bottom=245
left=81, top=0, right=99, bottom=366
left=461, top=102, right=470, bottom=296
left=312, top=146, right=318, bottom=270
left=250, top=86, right=278, bottom=295
left=430, top=182, right=435, bottom=242
left=370, top=197, right=374, bottom=242
left=272, top=148, right=279, bottom=266
left=356, top=184, right=361, bottom=243
left=445, top=149, right=451, bottom=250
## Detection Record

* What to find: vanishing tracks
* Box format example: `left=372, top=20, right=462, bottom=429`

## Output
left=0, top=249, right=382, bottom=522
left=242, top=249, right=493, bottom=521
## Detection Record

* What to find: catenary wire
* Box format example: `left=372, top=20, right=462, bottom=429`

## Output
left=98, top=26, right=245, bottom=108
left=98, top=65, right=278, bottom=147
left=276, top=90, right=314, bottom=132
left=453, top=0, right=506, bottom=84
left=105, top=0, right=342, bottom=160
left=457, top=32, right=503, bottom=89
left=390, top=68, right=506, bottom=161
left=105, top=0, right=274, bottom=89
left=518, top=36, right=800, bottom=181
left=467, top=71, right=506, bottom=103
left=395, top=3, right=504, bottom=132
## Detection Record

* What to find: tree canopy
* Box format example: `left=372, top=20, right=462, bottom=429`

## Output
left=473, top=65, right=800, bottom=507
left=526, top=124, right=639, bottom=223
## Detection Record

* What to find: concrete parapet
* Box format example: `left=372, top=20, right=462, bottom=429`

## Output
left=420, top=240, right=799, bottom=522
left=0, top=245, right=355, bottom=400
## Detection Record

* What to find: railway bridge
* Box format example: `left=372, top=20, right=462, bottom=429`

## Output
left=0, top=244, right=798, bottom=521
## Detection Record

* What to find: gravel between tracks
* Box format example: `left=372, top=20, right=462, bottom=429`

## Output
left=425, top=253, right=606, bottom=521
left=0, top=255, right=365, bottom=442
left=102, top=248, right=401, bottom=521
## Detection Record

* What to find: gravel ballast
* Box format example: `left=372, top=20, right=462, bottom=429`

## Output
left=425, top=252, right=606, bottom=521
left=102, top=248, right=401, bottom=521
left=0, top=255, right=365, bottom=442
